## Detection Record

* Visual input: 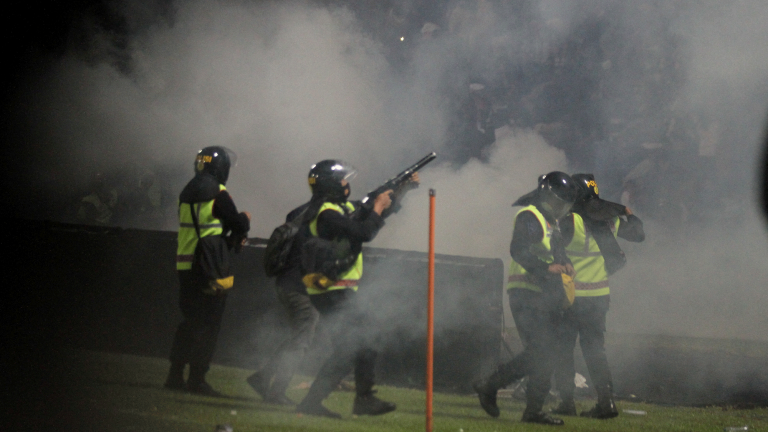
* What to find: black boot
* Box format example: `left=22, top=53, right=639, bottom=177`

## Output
left=188, top=366, right=223, bottom=397
left=164, top=363, right=186, bottom=391
left=353, top=392, right=396, bottom=416
left=473, top=379, right=500, bottom=418
left=580, top=385, right=619, bottom=419
left=521, top=410, right=565, bottom=425
left=265, top=351, right=303, bottom=406
left=550, top=398, right=577, bottom=416
left=296, top=399, right=342, bottom=419
left=246, top=370, right=271, bottom=400
left=265, top=392, right=296, bottom=406
left=296, top=376, right=341, bottom=419
left=473, top=358, right=526, bottom=418
left=187, top=380, right=224, bottom=397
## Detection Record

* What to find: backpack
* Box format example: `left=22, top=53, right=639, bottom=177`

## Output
left=263, top=205, right=311, bottom=277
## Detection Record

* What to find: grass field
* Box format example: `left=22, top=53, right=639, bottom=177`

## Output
left=18, top=349, right=767, bottom=432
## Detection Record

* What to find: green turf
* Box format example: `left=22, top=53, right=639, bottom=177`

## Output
left=47, top=349, right=768, bottom=431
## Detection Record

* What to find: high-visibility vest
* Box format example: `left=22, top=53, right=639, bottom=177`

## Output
left=306, top=201, right=363, bottom=295
left=507, top=205, right=554, bottom=292
left=176, top=184, right=226, bottom=271
left=565, top=213, right=620, bottom=297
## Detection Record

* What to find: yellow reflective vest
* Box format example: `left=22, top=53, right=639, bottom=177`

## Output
left=565, top=213, right=620, bottom=297
left=507, top=205, right=555, bottom=292
left=306, top=201, right=363, bottom=295
left=176, top=184, right=226, bottom=271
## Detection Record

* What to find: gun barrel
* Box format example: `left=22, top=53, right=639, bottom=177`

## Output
left=393, top=152, right=437, bottom=181
left=360, top=152, right=437, bottom=206
left=404, top=152, right=437, bottom=175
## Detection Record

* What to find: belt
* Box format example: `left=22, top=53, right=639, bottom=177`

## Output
left=333, top=279, right=359, bottom=287
left=574, top=280, right=609, bottom=290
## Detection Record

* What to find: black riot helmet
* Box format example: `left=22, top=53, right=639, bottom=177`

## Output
left=571, top=173, right=599, bottom=202
left=570, top=173, right=627, bottom=220
left=195, top=146, right=237, bottom=185
left=308, top=159, right=358, bottom=202
left=536, top=171, right=578, bottom=220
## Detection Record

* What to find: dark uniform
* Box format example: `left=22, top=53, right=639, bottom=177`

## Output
left=295, top=159, right=406, bottom=419
left=166, top=146, right=249, bottom=396
left=552, top=174, right=644, bottom=418
left=247, top=202, right=320, bottom=405
left=474, top=171, right=579, bottom=426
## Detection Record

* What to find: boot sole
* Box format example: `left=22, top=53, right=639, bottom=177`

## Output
left=353, top=406, right=396, bottom=416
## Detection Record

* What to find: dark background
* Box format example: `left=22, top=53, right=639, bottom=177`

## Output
left=6, top=219, right=767, bottom=409
left=5, top=219, right=505, bottom=422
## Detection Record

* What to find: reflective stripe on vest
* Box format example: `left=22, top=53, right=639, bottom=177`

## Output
left=306, top=201, right=363, bottom=295
left=507, top=205, right=554, bottom=293
left=176, top=184, right=226, bottom=270
left=565, top=213, right=620, bottom=297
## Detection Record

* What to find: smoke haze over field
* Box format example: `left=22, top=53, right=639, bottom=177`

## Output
left=5, top=0, right=768, bottom=343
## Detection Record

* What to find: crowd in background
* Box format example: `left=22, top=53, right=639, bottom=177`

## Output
left=357, top=0, right=750, bottom=238
left=58, top=0, right=755, bottom=238
left=66, top=163, right=182, bottom=231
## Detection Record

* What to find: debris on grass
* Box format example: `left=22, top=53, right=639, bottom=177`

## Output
left=623, top=409, right=647, bottom=415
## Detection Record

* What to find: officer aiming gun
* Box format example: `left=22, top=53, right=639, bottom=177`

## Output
left=358, top=151, right=437, bottom=218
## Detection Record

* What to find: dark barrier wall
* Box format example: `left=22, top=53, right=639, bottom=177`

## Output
left=8, top=219, right=503, bottom=393
left=6, top=219, right=767, bottom=408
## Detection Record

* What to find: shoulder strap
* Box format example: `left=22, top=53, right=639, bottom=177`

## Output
left=296, top=205, right=312, bottom=224
left=299, top=198, right=325, bottom=224
left=189, top=203, right=202, bottom=239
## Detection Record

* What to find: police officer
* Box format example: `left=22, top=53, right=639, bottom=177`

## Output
left=551, top=174, right=644, bottom=418
left=165, top=146, right=250, bottom=396
left=294, top=159, right=418, bottom=419
left=246, top=201, right=321, bottom=406
left=474, top=171, right=579, bottom=426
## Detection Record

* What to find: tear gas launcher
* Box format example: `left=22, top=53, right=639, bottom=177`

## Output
left=358, top=151, right=437, bottom=218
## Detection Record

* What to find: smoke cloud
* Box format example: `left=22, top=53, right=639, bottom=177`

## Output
left=7, top=0, right=768, bottom=344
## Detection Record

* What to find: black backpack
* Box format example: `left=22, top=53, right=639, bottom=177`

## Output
left=263, top=203, right=313, bottom=277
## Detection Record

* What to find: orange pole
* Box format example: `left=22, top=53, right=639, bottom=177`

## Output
left=426, top=189, right=436, bottom=432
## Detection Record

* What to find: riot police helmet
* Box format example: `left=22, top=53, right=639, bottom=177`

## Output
left=195, top=146, right=237, bottom=185
left=571, top=173, right=599, bottom=201
left=308, top=159, right=358, bottom=202
left=537, top=171, right=578, bottom=220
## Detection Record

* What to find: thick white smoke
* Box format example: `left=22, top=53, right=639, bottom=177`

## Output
left=12, top=0, right=768, bottom=342
left=375, top=127, right=567, bottom=259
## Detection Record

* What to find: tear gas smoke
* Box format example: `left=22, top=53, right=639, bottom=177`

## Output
left=6, top=0, right=768, bottom=351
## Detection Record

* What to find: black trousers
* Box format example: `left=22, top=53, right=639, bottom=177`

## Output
left=554, top=295, right=612, bottom=398
left=169, top=269, right=228, bottom=382
left=260, top=269, right=320, bottom=396
left=300, top=289, right=377, bottom=404
left=486, top=289, right=563, bottom=414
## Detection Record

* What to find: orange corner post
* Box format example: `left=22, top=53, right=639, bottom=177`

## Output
left=426, top=188, right=436, bottom=432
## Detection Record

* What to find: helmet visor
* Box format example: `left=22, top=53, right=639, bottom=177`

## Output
left=219, top=147, right=237, bottom=168
left=540, top=189, right=574, bottom=220
left=329, top=160, right=358, bottom=183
